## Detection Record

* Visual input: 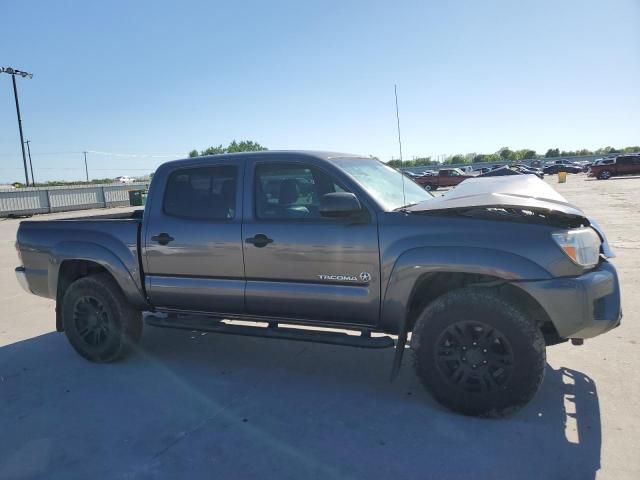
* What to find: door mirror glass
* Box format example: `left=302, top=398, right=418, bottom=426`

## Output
left=319, top=192, right=361, bottom=217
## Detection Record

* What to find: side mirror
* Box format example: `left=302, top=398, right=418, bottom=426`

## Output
left=319, top=192, right=362, bottom=218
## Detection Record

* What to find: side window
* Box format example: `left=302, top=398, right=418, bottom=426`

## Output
left=255, top=163, right=347, bottom=220
left=617, top=157, right=631, bottom=166
left=164, top=166, right=237, bottom=220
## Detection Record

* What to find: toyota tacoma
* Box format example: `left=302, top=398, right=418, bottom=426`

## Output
left=15, top=151, right=621, bottom=416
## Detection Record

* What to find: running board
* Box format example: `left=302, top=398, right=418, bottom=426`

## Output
left=145, top=314, right=394, bottom=349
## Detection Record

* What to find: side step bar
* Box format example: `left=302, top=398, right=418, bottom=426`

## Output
left=145, top=314, right=394, bottom=349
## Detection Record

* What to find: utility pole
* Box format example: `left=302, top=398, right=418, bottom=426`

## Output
left=25, top=140, right=35, bottom=186
left=83, top=151, right=89, bottom=182
left=1, top=67, right=33, bottom=186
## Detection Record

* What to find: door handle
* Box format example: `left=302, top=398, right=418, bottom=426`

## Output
left=151, top=233, right=175, bottom=245
left=245, top=234, right=273, bottom=248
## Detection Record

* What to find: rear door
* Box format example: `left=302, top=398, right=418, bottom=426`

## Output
left=242, top=158, right=380, bottom=326
left=143, top=160, right=245, bottom=313
left=616, top=156, right=634, bottom=175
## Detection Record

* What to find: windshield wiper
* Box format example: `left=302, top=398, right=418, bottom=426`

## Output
left=393, top=202, right=418, bottom=212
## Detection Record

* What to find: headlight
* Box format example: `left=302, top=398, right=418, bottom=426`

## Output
left=552, top=228, right=601, bottom=268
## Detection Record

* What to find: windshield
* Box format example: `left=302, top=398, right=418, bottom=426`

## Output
left=332, top=158, right=433, bottom=210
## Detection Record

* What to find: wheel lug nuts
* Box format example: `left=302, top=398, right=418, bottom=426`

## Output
left=461, top=357, right=466, bottom=362
left=482, top=360, right=488, bottom=365
left=461, top=346, right=467, bottom=351
left=472, top=364, right=477, bottom=369
left=482, top=349, right=487, bottom=354
left=472, top=342, right=477, bottom=347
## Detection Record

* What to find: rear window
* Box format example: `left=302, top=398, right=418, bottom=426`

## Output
left=164, top=166, right=237, bottom=220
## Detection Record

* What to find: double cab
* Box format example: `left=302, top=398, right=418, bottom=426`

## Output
left=15, top=151, right=622, bottom=416
left=588, top=154, right=640, bottom=180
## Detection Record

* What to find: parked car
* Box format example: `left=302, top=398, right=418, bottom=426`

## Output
left=588, top=154, right=640, bottom=180
left=512, top=165, right=545, bottom=179
left=15, top=151, right=621, bottom=417
left=543, top=163, right=582, bottom=175
left=416, top=168, right=472, bottom=191
left=478, top=166, right=522, bottom=177
left=116, top=176, right=135, bottom=184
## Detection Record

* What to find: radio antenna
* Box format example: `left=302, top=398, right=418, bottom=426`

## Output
left=394, top=84, right=406, bottom=207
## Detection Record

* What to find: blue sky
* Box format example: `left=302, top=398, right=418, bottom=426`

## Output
left=1, top=0, right=638, bottom=182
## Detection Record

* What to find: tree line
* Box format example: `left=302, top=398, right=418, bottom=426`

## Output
left=189, top=140, right=267, bottom=157
left=387, top=145, right=640, bottom=168
left=186, top=140, right=639, bottom=168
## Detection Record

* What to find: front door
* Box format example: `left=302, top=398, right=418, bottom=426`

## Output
left=242, top=159, right=380, bottom=326
left=143, top=161, right=245, bottom=314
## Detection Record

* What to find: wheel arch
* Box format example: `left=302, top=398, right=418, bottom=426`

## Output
left=52, top=242, right=148, bottom=330
left=380, top=246, right=556, bottom=338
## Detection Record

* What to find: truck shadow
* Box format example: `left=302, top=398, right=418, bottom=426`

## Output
left=0, top=328, right=601, bottom=480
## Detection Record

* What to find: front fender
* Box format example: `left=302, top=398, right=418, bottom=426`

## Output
left=49, top=241, right=147, bottom=309
left=379, top=246, right=551, bottom=333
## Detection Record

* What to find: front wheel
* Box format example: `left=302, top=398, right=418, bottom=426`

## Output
left=411, top=288, right=545, bottom=417
left=598, top=170, right=612, bottom=180
left=62, top=273, right=142, bottom=362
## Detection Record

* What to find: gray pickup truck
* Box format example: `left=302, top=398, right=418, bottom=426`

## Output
left=15, top=151, right=621, bottom=416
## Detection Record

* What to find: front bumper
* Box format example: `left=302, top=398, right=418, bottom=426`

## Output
left=517, top=260, right=621, bottom=339
left=15, top=266, right=31, bottom=294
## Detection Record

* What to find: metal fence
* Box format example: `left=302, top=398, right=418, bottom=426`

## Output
left=0, top=183, right=149, bottom=217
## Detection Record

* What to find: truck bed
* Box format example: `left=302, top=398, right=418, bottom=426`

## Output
left=16, top=212, right=144, bottom=303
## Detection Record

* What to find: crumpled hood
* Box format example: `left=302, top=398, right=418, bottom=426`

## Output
left=407, top=175, right=584, bottom=217
left=406, top=175, right=614, bottom=257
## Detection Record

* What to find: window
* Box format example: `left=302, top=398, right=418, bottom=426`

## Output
left=255, top=163, right=346, bottom=220
left=164, top=166, right=237, bottom=220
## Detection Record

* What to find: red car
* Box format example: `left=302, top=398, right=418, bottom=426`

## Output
left=416, top=168, right=471, bottom=191
left=588, top=154, right=640, bottom=180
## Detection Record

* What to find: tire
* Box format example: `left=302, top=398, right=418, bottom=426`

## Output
left=411, top=288, right=545, bottom=417
left=62, top=273, right=142, bottom=362
left=424, top=183, right=436, bottom=191
left=598, top=170, right=612, bottom=180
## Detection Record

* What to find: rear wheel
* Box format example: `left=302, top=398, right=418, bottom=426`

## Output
left=411, top=288, right=545, bottom=417
left=598, top=170, right=612, bottom=180
left=62, top=273, right=142, bottom=362
left=424, top=183, right=436, bottom=191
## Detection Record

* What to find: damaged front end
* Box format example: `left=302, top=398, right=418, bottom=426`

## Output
left=406, top=175, right=615, bottom=258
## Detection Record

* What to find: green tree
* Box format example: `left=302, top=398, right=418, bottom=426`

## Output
left=545, top=148, right=560, bottom=158
left=498, top=147, right=513, bottom=160
left=520, top=149, right=537, bottom=159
